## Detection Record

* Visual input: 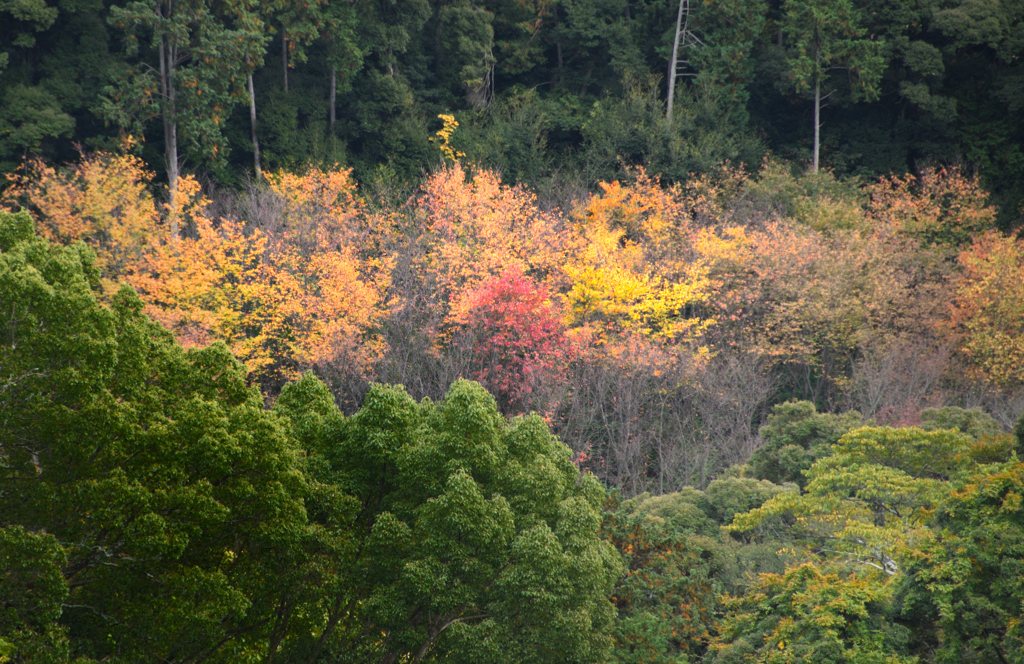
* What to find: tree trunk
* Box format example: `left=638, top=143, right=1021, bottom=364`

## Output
left=248, top=72, right=261, bottom=178
left=556, top=42, right=563, bottom=84
left=812, top=70, right=820, bottom=173
left=281, top=30, right=289, bottom=92
left=666, top=0, right=687, bottom=121
left=159, top=30, right=179, bottom=238
left=329, top=65, right=336, bottom=130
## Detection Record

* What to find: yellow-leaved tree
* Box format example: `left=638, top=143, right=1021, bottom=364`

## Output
left=565, top=170, right=718, bottom=345
left=4, top=150, right=162, bottom=295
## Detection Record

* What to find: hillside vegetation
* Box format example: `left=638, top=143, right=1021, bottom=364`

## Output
left=4, top=0, right=1024, bottom=660
left=2, top=146, right=1024, bottom=662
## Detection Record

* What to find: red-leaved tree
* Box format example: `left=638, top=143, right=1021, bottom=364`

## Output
left=458, top=268, right=572, bottom=413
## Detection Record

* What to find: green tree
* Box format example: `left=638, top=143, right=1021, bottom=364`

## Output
left=273, top=377, right=623, bottom=663
left=691, top=0, right=768, bottom=120
left=324, top=0, right=363, bottom=132
left=0, top=526, right=72, bottom=664
left=708, top=562, right=916, bottom=664
left=920, top=405, right=1002, bottom=439
left=748, top=401, right=864, bottom=487
left=105, top=0, right=268, bottom=222
left=435, top=0, right=496, bottom=106
left=781, top=0, right=884, bottom=171
left=714, top=424, right=991, bottom=664
left=733, top=426, right=973, bottom=575
left=603, top=499, right=718, bottom=664
left=0, top=0, right=76, bottom=170
left=0, top=85, right=73, bottom=169
left=1015, top=409, right=1024, bottom=458
left=0, top=209, right=315, bottom=662
left=899, top=458, right=1024, bottom=664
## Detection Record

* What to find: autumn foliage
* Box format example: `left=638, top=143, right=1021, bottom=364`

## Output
left=5, top=153, right=385, bottom=390
left=951, top=230, right=1024, bottom=389
left=4, top=151, right=163, bottom=294
left=4, top=149, right=1019, bottom=487
left=459, top=268, right=571, bottom=412
left=867, top=166, right=998, bottom=249
left=415, top=165, right=571, bottom=323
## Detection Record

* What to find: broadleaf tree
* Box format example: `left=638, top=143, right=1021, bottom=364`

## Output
left=273, top=376, right=622, bottom=663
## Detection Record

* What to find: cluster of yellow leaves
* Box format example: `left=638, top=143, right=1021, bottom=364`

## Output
left=430, top=114, right=466, bottom=163
left=566, top=170, right=723, bottom=344
left=4, top=152, right=162, bottom=294
left=143, top=171, right=385, bottom=384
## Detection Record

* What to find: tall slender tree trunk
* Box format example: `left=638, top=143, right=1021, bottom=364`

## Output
left=281, top=30, right=289, bottom=92
left=666, top=0, right=687, bottom=120
left=556, top=42, right=563, bottom=84
left=812, top=76, right=820, bottom=172
left=329, top=65, right=336, bottom=130
left=159, top=30, right=179, bottom=238
left=811, top=42, right=821, bottom=173
left=248, top=72, right=261, bottom=178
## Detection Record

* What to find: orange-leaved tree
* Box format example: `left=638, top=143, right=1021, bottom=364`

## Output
left=3, top=150, right=163, bottom=294
left=706, top=217, right=947, bottom=404
left=265, top=166, right=391, bottom=372
left=376, top=165, right=578, bottom=406
left=7, top=151, right=388, bottom=390
left=867, top=166, right=998, bottom=249
left=414, top=165, right=573, bottom=325
left=266, top=166, right=392, bottom=266
left=126, top=177, right=304, bottom=383
left=133, top=168, right=386, bottom=389
left=949, top=230, right=1024, bottom=389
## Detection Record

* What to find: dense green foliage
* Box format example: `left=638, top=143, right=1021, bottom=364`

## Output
left=0, top=211, right=620, bottom=663
left=1, top=0, right=1023, bottom=223
left=748, top=401, right=864, bottom=487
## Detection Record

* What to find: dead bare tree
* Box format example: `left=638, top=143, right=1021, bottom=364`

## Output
left=693, top=352, right=775, bottom=482
left=849, top=336, right=951, bottom=424
left=666, top=0, right=703, bottom=121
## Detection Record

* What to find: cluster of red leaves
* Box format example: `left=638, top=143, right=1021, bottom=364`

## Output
left=460, top=267, right=572, bottom=410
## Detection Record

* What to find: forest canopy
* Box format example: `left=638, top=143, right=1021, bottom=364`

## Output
left=3, top=0, right=1024, bottom=661
left=3, top=208, right=1024, bottom=663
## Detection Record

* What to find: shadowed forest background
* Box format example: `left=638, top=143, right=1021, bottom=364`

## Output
left=2, top=0, right=1023, bottom=225
left=3, top=0, right=1024, bottom=663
